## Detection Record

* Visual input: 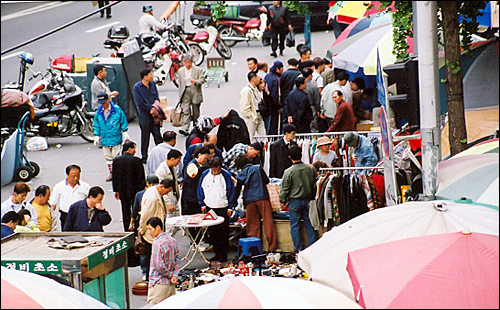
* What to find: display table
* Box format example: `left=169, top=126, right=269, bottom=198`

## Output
left=166, top=215, right=224, bottom=270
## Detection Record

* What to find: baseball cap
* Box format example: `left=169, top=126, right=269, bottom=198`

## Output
left=343, top=132, right=359, bottom=147
left=146, top=174, right=159, bottom=185
left=97, top=92, right=109, bottom=104
left=270, top=60, right=284, bottom=72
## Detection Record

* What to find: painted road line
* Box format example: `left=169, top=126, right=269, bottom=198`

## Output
left=1, top=51, right=25, bottom=61
left=1, top=1, right=74, bottom=22
left=86, top=21, right=120, bottom=33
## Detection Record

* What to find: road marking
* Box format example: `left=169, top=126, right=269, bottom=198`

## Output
left=1, top=1, right=74, bottom=22
left=1, top=51, right=25, bottom=61
left=86, top=21, right=120, bottom=33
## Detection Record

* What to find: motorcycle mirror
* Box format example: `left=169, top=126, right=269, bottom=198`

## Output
left=193, top=19, right=200, bottom=26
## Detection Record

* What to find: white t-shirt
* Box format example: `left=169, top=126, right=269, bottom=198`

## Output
left=313, top=150, right=338, bottom=166
left=1, top=197, right=38, bottom=225
left=312, top=71, right=324, bottom=89
left=49, top=179, right=90, bottom=213
left=200, top=173, right=228, bottom=209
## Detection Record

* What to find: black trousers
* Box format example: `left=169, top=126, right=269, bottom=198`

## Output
left=60, top=211, right=68, bottom=231
left=270, top=27, right=288, bottom=53
left=138, top=112, right=162, bottom=161
left=98, top=1, right=111, bottom=17
left=119, top=192, right=135, bottom=232
left=206, top=207, right=230, bottom=261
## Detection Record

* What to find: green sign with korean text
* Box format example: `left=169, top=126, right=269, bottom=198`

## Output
left=1, top=260, right=62, bottom=274
left=88, top=238, right=130, bottom=269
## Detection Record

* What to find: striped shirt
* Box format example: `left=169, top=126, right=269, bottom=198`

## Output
left=222, top=143, right=248, bottom=177
left=149, top=232, right=181, bottom=287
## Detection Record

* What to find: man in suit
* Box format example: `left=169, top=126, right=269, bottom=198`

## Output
left=269, top=123, right=297, bottom=178
left=177, top=53, right=206, bottom=136
left=112, top=140, right=146, bottom=231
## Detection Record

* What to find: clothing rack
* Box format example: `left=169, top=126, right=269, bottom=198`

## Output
left=319, top=166, right=384, bottom=175
left=254, top=131, right=382, bottom=142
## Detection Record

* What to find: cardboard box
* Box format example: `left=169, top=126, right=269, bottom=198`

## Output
left=164, top=106, right=175, bottom=122
left=159, top=97, right=167, bottom=109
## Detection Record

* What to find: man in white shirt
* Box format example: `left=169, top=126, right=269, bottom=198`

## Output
left=197, top=158, right=236, bottom=263
left=1, top=182, right=38, bottom=225
left=311, top=57, right=325, bottom=96
left=49, top=164, right=90, bottom=230
left=320, top=71, right=349, bottom=128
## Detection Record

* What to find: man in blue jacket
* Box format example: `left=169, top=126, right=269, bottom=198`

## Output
left=93, top=92, right=129, bottom=182
left=264, top=60, right=284, bottom=135
left=283, top=77, right=313, bottom=133
left=197, top=157, right=236, bottom=262
left=63, top=186, right=112, bottom=232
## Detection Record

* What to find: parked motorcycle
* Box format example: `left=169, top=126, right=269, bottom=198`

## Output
left=187, top=18, right=232, bottom=59
left=192, top=6, right=268, bottom=48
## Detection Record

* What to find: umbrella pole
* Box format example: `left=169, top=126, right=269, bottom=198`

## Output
left=415, top=1, right=441, bottom=200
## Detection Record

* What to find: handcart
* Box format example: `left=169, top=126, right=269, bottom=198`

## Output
left=1, top=111, right=40, bottom=185
left=204, top=57, right=229, bottom=88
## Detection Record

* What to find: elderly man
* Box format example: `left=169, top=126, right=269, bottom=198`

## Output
left=326, top=90, right=357, bottom=133
left=178, top=53, right=206, bottom=136
left=343, top=132, right=379, bottom=176
left=320, top=71, right=350, bottom=128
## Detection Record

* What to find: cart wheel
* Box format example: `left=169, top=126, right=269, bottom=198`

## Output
left=14, top=166, right=34, bottom=182
left=28, top=161, right=40, bottom=177
left=225, top=71, right=229, bottom=83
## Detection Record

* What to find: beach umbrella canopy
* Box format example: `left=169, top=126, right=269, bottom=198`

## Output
left=297, top=200, right=499, bottom=301
left=333, top=1, right=370, bottom=24
left=1, top=267, right=110, bottom=309
left=326, top=23, right=413, bottom=75
left=151, top=276, right=361, bottom=309
left=452, top=139, right=499, bottom=159
left=346, top=231, right=499, bottom=309
left=437, top=153, right=499, bottom=207
left=333, top=11, right=393, bottom=45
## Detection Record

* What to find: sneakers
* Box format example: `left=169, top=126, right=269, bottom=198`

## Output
left=142, top=274, right=147, bottom=281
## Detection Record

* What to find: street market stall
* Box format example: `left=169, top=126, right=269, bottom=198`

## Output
left=1, top=232, right=133, bottom=309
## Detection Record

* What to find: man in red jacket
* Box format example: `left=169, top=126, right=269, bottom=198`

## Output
left=327, top=90, right=357, bottom=132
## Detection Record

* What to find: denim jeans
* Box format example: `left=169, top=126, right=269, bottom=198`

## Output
left=288, top=198, right=317, bottom=252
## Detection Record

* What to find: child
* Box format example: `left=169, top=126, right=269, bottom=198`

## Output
left=313, top=137, right=339, bottom=167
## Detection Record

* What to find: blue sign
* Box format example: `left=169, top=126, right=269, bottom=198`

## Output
left=376, top=47, right=387, bottom=108
left=379, top=106, right=390, bottom=158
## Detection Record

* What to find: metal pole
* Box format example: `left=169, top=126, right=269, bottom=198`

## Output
left=415, top=1, right=441, bottom=200
left=412, top=1, right=418, bottom=56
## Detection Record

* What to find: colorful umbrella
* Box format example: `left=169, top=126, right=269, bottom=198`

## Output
left=151, top=276, right=362, bottom=309
left=437, top=153, right=499, bottom=207
left=326, top=23, right=414, bottom=74
left=334, top=1, right=370, bottom=25
left=297, top=200, right=499, bottom=301
left=333, top=11, right=393, bottom=46
left=346, top=231, right=499, bottom=309
left=1, top=267, right=110, bottom=309
left=452, top=139, right=499, bottom=159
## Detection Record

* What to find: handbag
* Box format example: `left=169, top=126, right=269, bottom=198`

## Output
left=134, top=232, right=146, bottom=255
left=171, top=101, right=183, bottom=127
left=266, top=183, right=286, bottom=212
left=262, top=29, right=271, bottom=47
left=286, top=32, right=295, bottom=48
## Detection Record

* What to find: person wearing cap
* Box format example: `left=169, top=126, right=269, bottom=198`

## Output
left=178, top=53, right=206, bottom=136
left=139, top=4, right=168, bottom=39
left=343, top=132, right=379, bottom=176
left=112, top=140, right=145, bottom=231
left=326, top=90, right=357, bottom=133
left=266, top=1, right=293, bottom=57
left=240, top=72, right=266, bottom=142
left=222, top=142, right=263, bottom=178
left=133, top=67, right=163, bottom=164
left=283, top=76, right=313, bottom=133
left=264, top=60, right=284, bottom=135
left=312, top=137, right=339, bottom=167
left=93, top=91, right=129, bottom=182
left=90, top=64, right=119, bottom=111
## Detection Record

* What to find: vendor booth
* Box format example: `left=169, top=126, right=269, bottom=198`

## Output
left=1, top=232, right=133, bottom=309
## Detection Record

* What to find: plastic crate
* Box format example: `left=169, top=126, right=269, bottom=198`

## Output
left=74, top=57, right=93, bottom=73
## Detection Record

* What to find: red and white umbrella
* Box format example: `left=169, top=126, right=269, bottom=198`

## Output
left=152, top=276, right=361, bottom=309
left=1, top=266, right=110, bottom=309
left=347, top=231, right=499, bottom=309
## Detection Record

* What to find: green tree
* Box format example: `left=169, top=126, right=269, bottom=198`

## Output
left=373, top=1, right=488, bottom=156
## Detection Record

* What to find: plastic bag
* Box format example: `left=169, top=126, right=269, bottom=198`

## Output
left=26, top=137, right=48, bottom=151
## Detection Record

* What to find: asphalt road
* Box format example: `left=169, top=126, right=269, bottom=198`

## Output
left=1, top=1, right=337, bottom=308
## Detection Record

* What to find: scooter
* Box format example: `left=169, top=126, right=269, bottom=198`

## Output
left=216, top=6, right=268, bottom=47
left=187, top=18, right=232, bottom=60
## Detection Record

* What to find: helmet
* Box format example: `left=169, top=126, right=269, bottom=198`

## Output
left=107, top=25, right=130, bottom=39
left=143, top=4, right=153, bottom=13
left=195, top=116, right=214, bottom=134
left=20, top=52, right=34, bottom=65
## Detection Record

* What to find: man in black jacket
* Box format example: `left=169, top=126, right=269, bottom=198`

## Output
left=266, top=1, right=293, bottom=57
left=269, top=123, right=297, bottom=178
left=216, top=109, right=250, bottom=153
left=283, top=77, right=313, bottom=133
left=112, top=140, right=145, bottom=231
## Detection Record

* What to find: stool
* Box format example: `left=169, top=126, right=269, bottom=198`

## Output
left=237, top=237, right=262, bottom=257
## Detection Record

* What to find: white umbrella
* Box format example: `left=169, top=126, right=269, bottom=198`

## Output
left=1, top=266, right=110, bottom=309
left=151, top=276, right=361, bottom=309
left=297, top=200, right=499, bottom=300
